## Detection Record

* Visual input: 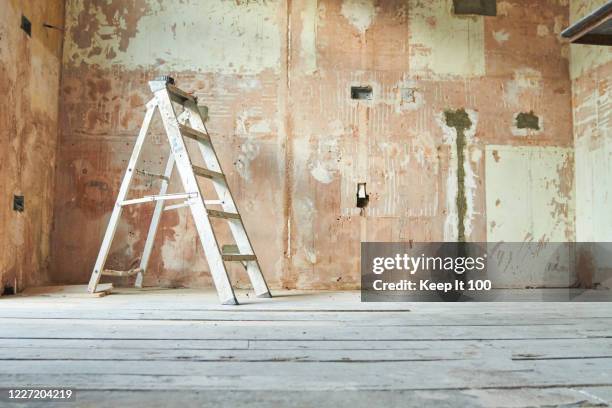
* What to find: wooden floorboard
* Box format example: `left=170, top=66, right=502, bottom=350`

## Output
left=1, top=287, right=611, bottom=407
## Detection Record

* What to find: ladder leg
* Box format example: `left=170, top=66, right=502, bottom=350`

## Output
left=189, top=201, right=239, bottom=305
left=229, top=221, right=271, bottom=297
left=135, top=154, right=175, bottom=288
left=185, top=101, right=271, bottom=298
left=88, top=101, right=157, bottom=293
left=151, top=83, right=238, bottom=305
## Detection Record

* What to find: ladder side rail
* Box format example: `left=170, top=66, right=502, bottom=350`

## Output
left=88, top=99, right=157, bottom=293
left=185, top=101, right=271, bottom=298
left=135, top=154, right=175, bottom=288
left=151, top=82, right=238, bottom=305
left=135, top=110, right=189, bottom=288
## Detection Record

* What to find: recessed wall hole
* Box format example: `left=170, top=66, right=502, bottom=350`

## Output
left=13, top=195, right=24, bottom=212
left=21, top=15, right=32, bottom=37
left=515, top=111, right=540, bottom=130
left=351, top=86, right=372, bottom=100
left=453, top=0, right=497, bottom=16
left=2, top=286, right=15, bottom=296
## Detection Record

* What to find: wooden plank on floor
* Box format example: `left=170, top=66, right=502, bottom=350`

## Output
left=2, top=358, right=612, bottom=390
left=1, top=318, right=611, bottom=341
left=16, top=388, right=609, bottom=408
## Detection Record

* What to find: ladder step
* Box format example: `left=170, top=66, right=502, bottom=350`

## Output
left=179, top=124, right=210, bottom=144
left=167, top=84, right=196, bottom=104
left=222, top=254, right=257, bottom=262
left=120, top=192, right=198, bottom=206
left=222, top=244, right=240, bottom=254
left=207, top=209, right=240, bottom=220
left=136, top=169, right=169, bottom=182
left=192, top=165, right=225, bottom=180
left=102, top=268, right=143, bottom=277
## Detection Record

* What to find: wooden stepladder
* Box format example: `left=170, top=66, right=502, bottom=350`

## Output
left=88, top=76, right=271, bottom=305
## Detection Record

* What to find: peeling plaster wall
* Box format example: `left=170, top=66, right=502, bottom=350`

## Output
left=0, top=0, right=65, bottom=293
left=52, top=0, right=575, bottom=289
left=570, top=0, right=612, bottom=242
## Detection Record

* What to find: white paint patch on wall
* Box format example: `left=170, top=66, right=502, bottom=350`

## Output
left=234, top=109, right=268, bottom=181
left=485, top=145, right=574, bottom=288
left=299, top=0, right=319, bottom=74
left=63, top=0, right=282, bottom=74
left=492, top=30, right=510, bottom=44
left=486, top=145, right=574, bottom=243
left=409, top=0, right=485, bottom=78
left=575, top=134, right=612, bottom=242
left=569, top=0, right=612, bottom=79
left=504, top=67, right=543, bottom=106
left=341, top=0, right=377, bottom=33
left=309, top=119, right=343, bottom=184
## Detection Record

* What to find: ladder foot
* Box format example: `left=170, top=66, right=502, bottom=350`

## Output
left=256, top=291, right=272, bottom=298
left=221, top=297, right=239, bottom=306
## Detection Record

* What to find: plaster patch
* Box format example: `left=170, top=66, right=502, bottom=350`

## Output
left=504, top=67, right=542, bottom=106
left=309, top=120, right=343, bottom=184
left=437, top=109, right=479, bottom=241
left=299, top=0, right=318, bottom=74
left=409, top=0, right=485, bottom=78
left=341, top=0, right=377, bottom=33
left=492, top=30, right=510, bottom=44
left=234, top=109, right=265, bottom=181
left=537, top=24, right=550, bottom=37
left=63, top=0, right=282, bottom=74
left=486, top=145, right=574, bottom=243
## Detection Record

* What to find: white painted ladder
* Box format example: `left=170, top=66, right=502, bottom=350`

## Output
left=88, top=76, right=271, bottom=305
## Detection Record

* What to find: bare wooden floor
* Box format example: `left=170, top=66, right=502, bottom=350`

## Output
left=1, top=287, right=612, bottom=407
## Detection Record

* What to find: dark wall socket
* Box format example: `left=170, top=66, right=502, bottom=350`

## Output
left=13, top=195, right=24, bottom=212
left=21, top=15, right=32, bottom=37
left=351, top=86, right=373, bottom=100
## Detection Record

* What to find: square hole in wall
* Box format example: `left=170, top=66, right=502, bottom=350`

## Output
left=13, top=195, right=24, bottom=212
left=453, top=0, right=496, bottom=16
left=21, top=15, right=32, bottom=37
left=351, top=86, right=373, bottom=100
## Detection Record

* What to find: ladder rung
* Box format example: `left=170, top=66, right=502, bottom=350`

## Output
left=136, top=169, right=169, bottom=182
left=222, top=244, right=240, bottom=255
left=192, top=165, right=225, bottom=180
left=120, top=193, right=197, bottom=206
left=163, top=199, right=225, bottom=211
left=179, top=125, right=210, bottom=144
left=222, top=254, right=257, bottom=262
left=102, top=268, right=142, bottom=277
left=167, top=84, right=196, bottom=104
left=207, top=209, right=240, bottom=220
left=163, top=201, right=190, bottom=211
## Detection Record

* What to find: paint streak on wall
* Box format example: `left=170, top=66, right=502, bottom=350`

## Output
left=0, top=0, right=64, bottom=294
left=571, top=0, right=612, bottom=242
left=409, top=0, right=485, bottom=77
